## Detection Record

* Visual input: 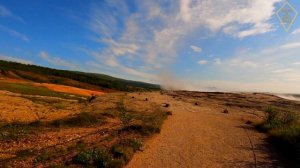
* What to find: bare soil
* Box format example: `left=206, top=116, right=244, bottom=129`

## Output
left=1, top=88, right=299, bottom=167
left=34, top=83, right=104, bottom=96
left=126, top=91, right=296, bottom=168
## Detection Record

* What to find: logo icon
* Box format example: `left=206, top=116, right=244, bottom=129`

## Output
left=276, top=1, right=298, bottom=32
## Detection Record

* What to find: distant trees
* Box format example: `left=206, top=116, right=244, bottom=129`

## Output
left=0, top=60, right=160, bottom=91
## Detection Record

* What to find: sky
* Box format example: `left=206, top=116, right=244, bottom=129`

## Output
left=1, top=0, right=300, bottom=94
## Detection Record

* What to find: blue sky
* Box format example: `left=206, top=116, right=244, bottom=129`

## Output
left=1, top=0, right=300, bottom=93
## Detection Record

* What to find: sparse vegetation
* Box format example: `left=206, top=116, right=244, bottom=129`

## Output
left=51, top=112, right=104, bottom=128
left=256, top=106, right=300, bottom=166
left=0, top=93, right=170, bottom=167
left=0, top=82, right=79, bottom=99
left=15, top=149, right=37, bottom=158
left=0, top=112, right=104, bottom=141
left=73, top=148, right=123, bottom=168
left=0, top=122, right=38, bottom=141
left=35, top=147, right=66, bottom=163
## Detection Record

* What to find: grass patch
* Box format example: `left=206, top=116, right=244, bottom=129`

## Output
left=1, top=95, right=169, bottom=167
left=0, top=82, right=78, bottom=99
left=35, top=147, right=66, bottom=163
left=73, top=148, right=123, bottom=168
left=51, top=112, right=104, bottom=128
left=52, top=103, right=66, bottom=109
left=0, top=122, right=38, bottom=141
left=15, top=149, right=37, bottom=158
left=111, top=139, right=143, bottom=163
left=111, top=99, right=169, bottom=136
left=121, top=109, right=169, bottom=135
left=0, top=112, right=104, bottom=141
left=256, top=106, right=300, bottom=166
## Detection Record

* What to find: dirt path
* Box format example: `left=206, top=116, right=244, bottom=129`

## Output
left=126, top=93, right=282, bottom=168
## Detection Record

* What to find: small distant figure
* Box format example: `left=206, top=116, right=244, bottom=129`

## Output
left=88, top=94, right=96, bottom=103
left=223, top=109, right=229, bottom=114
left=131, top=96, right=135, bottom=99
left=145, top=98, right=148, bottom=101
left=194, top=102, right=199, bottom=106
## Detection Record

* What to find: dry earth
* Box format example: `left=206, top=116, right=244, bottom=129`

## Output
left=33, top=83, right=104, bottom=96
left=126, top=91, right=289, bottom=168
left=1, top=88, right=299, bottom=167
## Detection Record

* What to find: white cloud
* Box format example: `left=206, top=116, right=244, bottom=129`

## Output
left=293, top=62, right=300, bottom=65
left=198, top=60, right=208, bottom=65
left=291, top=28, right=300, bottom=34
left=103, top=38, right=139, bottom=56
left=177, top=0, right=281, bottom=38
left=214, top=58, right=222, bottom=65
left=39, top=51, right=77, bottom=69
left=190, top=45, right=202, bottom=53
left=280, top=42, right=300, bottom=49
left=0, top=54, right=32, bottom=64
left=208, top=38, right=300, bottom=92
left=86, top=0, right=282, bottom=84
left=272, top=68, right=293, bottom=74
left=229, top=59, right=258, bottom=68
left=0, top=25, right=29, bottom=42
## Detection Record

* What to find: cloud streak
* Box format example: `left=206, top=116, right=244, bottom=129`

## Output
left=86, top=0, right=281, bottom=83
left=39, top=51, right=77, bottom=69
left=0, top=54, right=32, bottom=64
left=0, top=4, right=24, bottom=23
left=0, top=25, right=29, bottom=42
left=190, top=45, right=202, bottom=53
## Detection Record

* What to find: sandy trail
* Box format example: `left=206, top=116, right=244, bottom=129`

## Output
left=126, top=93, right=282, bottom=168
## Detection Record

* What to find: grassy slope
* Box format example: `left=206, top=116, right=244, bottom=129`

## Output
left=0, top=60, right=160, bottom=92
left=0, top=82, right=82, bottom=99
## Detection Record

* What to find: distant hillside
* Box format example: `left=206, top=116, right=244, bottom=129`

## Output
left=0, top=60, right=160, bottom=91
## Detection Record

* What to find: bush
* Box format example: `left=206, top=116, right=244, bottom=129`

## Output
left=111, top=144, right=134, bottom=163
left=259, top=106, right=298, bottom=131
left=127, top=139, right=143, bottom=151
left=0, top=122, right=34, bottom=141
left=51, top=112, right=103, bottom=127
left=257, top=106, right=300, bottom=166
left=73, top=148, right=122, bottom=168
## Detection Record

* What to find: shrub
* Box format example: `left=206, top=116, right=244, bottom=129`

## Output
left=259, top=107, right=298, bottom=131
left=35, top=147, right=65, bottom=163
left=127, top=139, right=143, bottom=151
left=15, top=149, right=36, bottom=158
left=73, top=148, right=122, bottom=168
left=256, top=106, right=300, bottom=166
left=51, top=112, right=103, bottom=127
left=0, top=122, right=33, bottom=141
left=111, top=144, right=134, bottom=163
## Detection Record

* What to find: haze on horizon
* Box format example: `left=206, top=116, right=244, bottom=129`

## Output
left=0, top=0, right=300, bottom=94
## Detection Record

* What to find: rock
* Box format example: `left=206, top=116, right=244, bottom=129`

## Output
left=223, top=109, right=229, bottom=114
left=163, top=103, right=170, bottom=107
left=87, top=95, right=96, bottom=103
left=166, top=111, right=173, bottom=115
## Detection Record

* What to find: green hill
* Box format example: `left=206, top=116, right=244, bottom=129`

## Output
left=0, top=60, right=160, bottom=92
